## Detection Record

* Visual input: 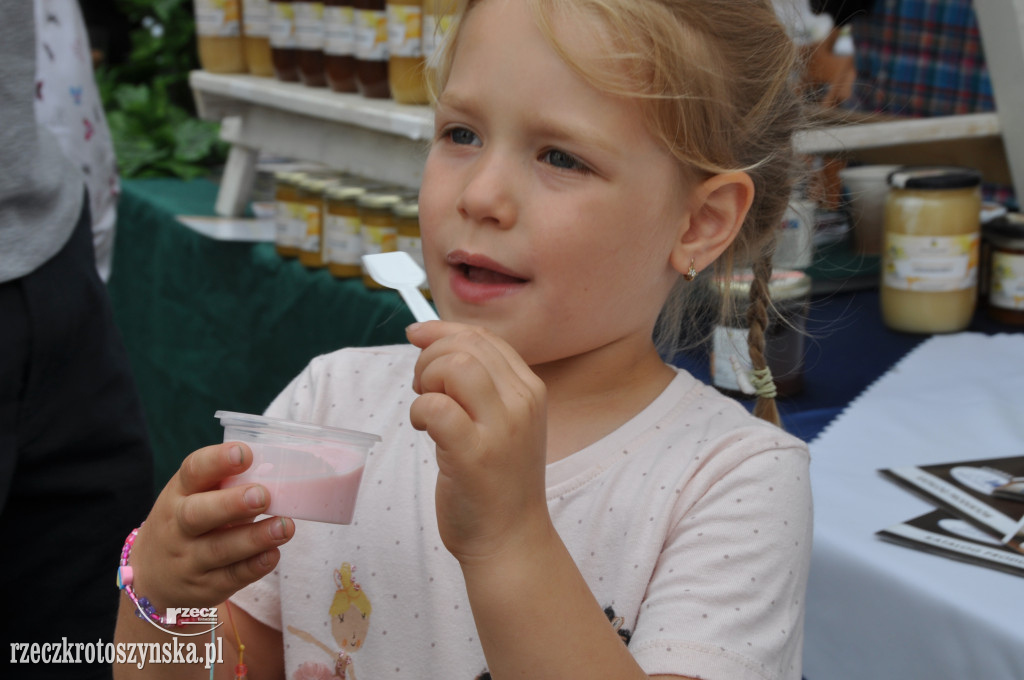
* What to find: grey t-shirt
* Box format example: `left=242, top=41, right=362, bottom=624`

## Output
left=0, top=0, right=84, bottom=283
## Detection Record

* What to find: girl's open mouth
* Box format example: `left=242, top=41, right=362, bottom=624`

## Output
left=446, top=251, right=528, bottom=303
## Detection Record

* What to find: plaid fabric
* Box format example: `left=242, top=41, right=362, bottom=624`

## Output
left=849, top=0, right=995, bottom=117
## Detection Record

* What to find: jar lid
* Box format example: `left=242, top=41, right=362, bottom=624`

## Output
left=888, top=166, right=982, bottom=190
left=357, top=191, right=403, bottom=210
left=326, top=184, right=368, bottom=202
left=984, top=212, right=1024, bottom=248
left=299, top=176, right=340, bottom=193
left=722, top=269, right=811, bottom=301
left=393, top=199, right=419, bottom=219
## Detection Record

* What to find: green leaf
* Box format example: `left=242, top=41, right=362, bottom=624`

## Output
left=173, top=118, right=220, bottom=163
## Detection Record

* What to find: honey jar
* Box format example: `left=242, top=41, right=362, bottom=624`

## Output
left=242, top=0, right=275, bottom=76
left=273, top=171, right=302, bottom=258
left=710, top=269, right=811, bottom=399
left=297, top=176, right=337, bottom=268
left=325, top=181, right=368, bottom=278
left=387, top=0, right=427, bottom=104
left=422, top=0, right=453, bottom=69
left=393, top=195, right=430, bottom=297
left=195, top=0, right=247, bottom=73
left=324, top=0, right=358, bottom=92
left=270, top=0, right=301, bottom=82
left=358, top=189, right=403, bottom=288
left=880, top=166, right=982, bottom=334
left=353, top=0, right=390, bottom=98
left=982, top=213, right=1024, bottom=325
left=294, top=1, right=327, bottom=87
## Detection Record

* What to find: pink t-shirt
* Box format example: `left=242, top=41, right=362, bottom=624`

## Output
left=232, top=345, right=812, bottom=680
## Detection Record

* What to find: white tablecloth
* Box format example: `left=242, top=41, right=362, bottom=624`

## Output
left=803, top=333, right=1024, bottom=680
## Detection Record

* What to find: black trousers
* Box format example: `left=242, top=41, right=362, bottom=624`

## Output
left=0, top=194, right=154, bottom=679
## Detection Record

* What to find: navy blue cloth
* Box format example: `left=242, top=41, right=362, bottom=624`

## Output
left=672, top=287, right=1019, bottom=443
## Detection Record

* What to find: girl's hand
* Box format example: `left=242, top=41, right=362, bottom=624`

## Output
left=127, top=443, right=295, bottom=612
left=407, top=321, right=551, bottom=565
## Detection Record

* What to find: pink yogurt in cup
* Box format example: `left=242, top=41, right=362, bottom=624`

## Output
left=216, top=411, right=381, bottom=524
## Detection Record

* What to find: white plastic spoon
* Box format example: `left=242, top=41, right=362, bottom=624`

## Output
left=361, top=251, right=440, bottom=322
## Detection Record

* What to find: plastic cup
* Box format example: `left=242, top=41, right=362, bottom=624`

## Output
left=215, top=411, right=381, bottom=524
left=838, top=164, right=900, bottom=255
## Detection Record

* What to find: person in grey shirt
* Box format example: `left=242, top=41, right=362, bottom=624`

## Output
left=0, top=2, right=153, bottom=677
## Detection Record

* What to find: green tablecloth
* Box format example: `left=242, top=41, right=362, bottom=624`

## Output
left=109, top=178, right=414, bottom=489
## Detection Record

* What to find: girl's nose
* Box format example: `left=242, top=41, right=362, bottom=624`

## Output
left=455, top=150, right=518, bottom=229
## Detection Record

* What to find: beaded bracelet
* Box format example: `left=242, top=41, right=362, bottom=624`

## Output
left=117, top=524, right=192, bottom=627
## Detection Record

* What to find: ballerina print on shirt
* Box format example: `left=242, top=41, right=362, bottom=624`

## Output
left=288, top=562, right=373, bottom=680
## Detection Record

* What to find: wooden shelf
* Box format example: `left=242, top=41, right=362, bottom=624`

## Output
left=189, top=71, right=434, bottom=216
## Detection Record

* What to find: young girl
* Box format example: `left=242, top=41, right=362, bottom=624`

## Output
left=114, top=1, right=812, bottom=678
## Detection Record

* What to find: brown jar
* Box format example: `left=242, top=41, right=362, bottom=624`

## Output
left=358, top=189, right=403, bottom=288
left=294, top=2, right=327, bottom=87
left=195, top=0, right=247, bottom=73
left=325, top=181, right=369, bottom=278
left=353, top=0, right=390, bottom=98
left=387, top=1, right=427, bottom=104
left=269, top=0, right=300, bottom=82
left=242, top=0, right=275, bottom=76
left=983, top=213, right=1024, bottom=325
left=710, top=270, right=811, bottom=399
left=323, top=0, right=358, bottom=92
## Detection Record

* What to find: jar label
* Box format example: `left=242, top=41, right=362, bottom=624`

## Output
left=397, top=235, right=429, bottom=292
left=711, top=326, right=756, bottom=395
left=293, top=2, right=326, bottom=50
left=422, top=13, right=454, bottom=58
left=325, top=214, right=362, bottom=265
left=269, top=3, right=296, bottom=48
left=300, top=204, right=323, bottom=252
left=387, top=4, right=422, bottom=57
left=196, top=0, right=242, bottom=37
left=243, top=0, right=272, bottom=36
left=275, top=200, right=305, bottom=248
left=990, top=251, right=1024, bottom=310
left=354, top=9, right=389, bottom=61
left=324, top=6, right=355, bottom=55
left=361, top=225, right=397, bottom=257
left=883, top=232, right=979, bottom=292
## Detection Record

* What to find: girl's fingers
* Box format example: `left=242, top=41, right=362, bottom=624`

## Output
left=175, top=484, right=272, bottom=537
left=192, top=516, right=295, bottom=574
left=176, top=442, right=253, bottom=495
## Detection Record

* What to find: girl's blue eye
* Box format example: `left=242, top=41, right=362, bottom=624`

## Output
left=447, top=127, right=480, bottom=146
left=543, top=149, right=588, bottom=173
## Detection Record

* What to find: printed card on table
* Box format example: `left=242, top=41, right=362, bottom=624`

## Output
left=879, top=455, right=1024, bottom=555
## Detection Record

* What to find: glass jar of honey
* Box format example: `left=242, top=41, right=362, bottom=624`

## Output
left=242, top=0, right=275, bottom=76
left=195, top=0, right=247, bottom=73
left=982, top=213, right=1024, bottom=325
left=296, top=176, right=337, bottom=268
left=387, top=1, right=427, bottom=104
left=324, top=0, right=358, bottom=92
left=710, top=269, right=811, bottom=399
left=269, top=0, right=300, bottom=82
left=393, top=195, right=430, bottom=298
left=358, top=189, right=403, bottom=288
left=274, top=171, right=302, bottom=258
left=353, top=0, right=390, bottom=98
left=325, top=182, right=368, bottom=277
left=880, top=166, right=982, bottom=334
left=294, top=1, right=327, bottom=87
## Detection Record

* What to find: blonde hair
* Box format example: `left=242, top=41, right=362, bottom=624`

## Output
left=429, top=0, right=805, bottom=426
left=329, top=563, right=372, bottom=618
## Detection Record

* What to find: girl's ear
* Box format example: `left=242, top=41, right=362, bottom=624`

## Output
left=671, top=171, right=755, bottom=276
